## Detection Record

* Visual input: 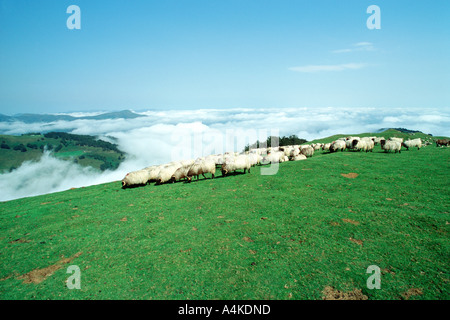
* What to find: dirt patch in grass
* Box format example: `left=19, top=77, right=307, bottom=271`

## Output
left=322, top=286, right=368, bottom=300
left=341, top=173, right=359, bottom=179
left=401, top=288, right=423, bottom=300
left=349, top=237, right=363, bottom=246
left=8, top=238, right=32, bottom=244
left=342, top=219, right=359, bottom=226
left=18, top=252, right=82, bottom=284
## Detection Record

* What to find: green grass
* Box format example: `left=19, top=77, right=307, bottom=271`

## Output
left=0, top=137, right=449, bottom=300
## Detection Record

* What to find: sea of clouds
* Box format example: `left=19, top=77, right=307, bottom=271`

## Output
left=0, top=107, right=449, bottom=201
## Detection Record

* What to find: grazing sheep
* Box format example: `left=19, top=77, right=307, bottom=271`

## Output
left=402, top=138, right=422, bottom=150
left=322, top=143, right=331, bottom=151
left=380, top=139, right=402, bottom=153
left=171, top=165, right=192, bottom=182
left=221, top=155, right=251, bottom=176
left=291, top=154, right=307, bottom=161
left=156, top=163, right=182, bottom=185
left=121, top=169, right=151, bottom=188
left=330, top=140, right=346, bottom=152
left=289, top=147, right=301, bottom=158
left=187, top=158, right=216, bottom=182
left=345, top=137, right=360, bottom=150
left=247, top=153, right=261, bottom=166
left=300, top=146, right=314, bottom=157
left=389, top=137, right=404, bottom=143
left=262, top=151, right=284, bottom=164
left=352, top=139, right=368, bottom=152
left=373, top=137, right=385, bottom=145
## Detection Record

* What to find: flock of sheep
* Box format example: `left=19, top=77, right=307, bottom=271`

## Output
left=120, top=135, right=433, bottom=188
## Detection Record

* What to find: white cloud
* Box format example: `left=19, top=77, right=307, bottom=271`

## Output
left=289, top=63, right=366, bottom=73
left=332, top=42, right=375, bottom=54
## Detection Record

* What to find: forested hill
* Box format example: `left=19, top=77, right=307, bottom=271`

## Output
left=0, top=132, right=125, bottom=173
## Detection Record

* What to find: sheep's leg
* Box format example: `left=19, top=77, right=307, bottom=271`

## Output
left=202, top=173, right=207, bottom=179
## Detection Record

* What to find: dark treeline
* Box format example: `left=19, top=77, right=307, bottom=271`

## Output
left=43, top=132, right=121, bottom=153
left=244, top=135, right=308, bottom=152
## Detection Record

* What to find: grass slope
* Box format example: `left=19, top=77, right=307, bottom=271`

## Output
left=0, top=137, right=449, bottom=300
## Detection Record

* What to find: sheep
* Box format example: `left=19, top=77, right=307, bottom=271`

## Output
left=346, top=137, right=360, bottom=150
left=330, top=140, right=346, bottom=152
left=312, top=143, right=322, bottom=151
left=156, top=163, right=182, bottom=185
left=352, top=139, right=368, bottom=152
left=322, top=143, right=331, bottom=151
left=402, top=138, right=422, bottom=150
left=280, top=146, right=294, bottom=157
left=360, top=137, right=374, bottom=152
left=247, top=153, right=261, bottom=166
left=389, top=137, right=404, bottom=143
left=170, top=164, right=192, bottom=182
left=351, top=138, right=373, bottom=152
left=187, top=158, right=216, bottom=182
left=291, top=154, right=307, bottom=161
left=221, top=154, right=251, bottom=176
left=380, top=139, right=401, bottom=153
left=373, top=137, right=385, bottom=145
left=121, top=169, right=151, bottom=188
left=300, top=146, right=314, bottom=157
left=436, top=139, right=450, bottom=147
left=262, top=151, right=284, bottom=164
left=289, top=147, right=300, bottom=157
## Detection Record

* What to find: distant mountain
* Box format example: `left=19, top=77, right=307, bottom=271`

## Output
left=1, top=110, right=145, bottom=123
left=0, top=114, right=12, bottom=122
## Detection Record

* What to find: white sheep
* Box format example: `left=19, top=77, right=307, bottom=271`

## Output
left=380, top=139, right=402, bottom=153
left=170, top=164, right=192, bottom=182
left=389, top=137, right=404, bottom=143
left=221, top=154, right=251, bottom=176
left=402, top=138, right=422, bottom=150
left=121, top=169, right=151, bottom=188
left=345, top=137, right=360, bottom=150
left=156, top=163, right=182, bottom=184
left=187, top=158, right=216, bottom=182
left=291, top=154, right=307, bottom=161
left=330, top=140, right=346, bottom=152
left=300, top=146, right=314, bottom=157
left=352, top=137, right=374, bottom=152
left=261, top=151, right=283, bottom=164
left=373, top=137, right=385, bottom=145
left=322, top=143, right=331, bottom=151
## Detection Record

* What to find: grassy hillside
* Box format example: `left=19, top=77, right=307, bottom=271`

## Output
left=0, top=132, right=449, bottom=300
left=0, top=132, right=125, bottom=173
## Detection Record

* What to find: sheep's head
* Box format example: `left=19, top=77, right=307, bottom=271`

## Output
left=352, top=139, right=359, bottom=147
left=380, top=139, right=386, bottom=147
left=121, top=180, right=127, bottom=188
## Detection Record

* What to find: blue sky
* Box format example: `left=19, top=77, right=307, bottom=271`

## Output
left=0, top=0, right=449, bottom=114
